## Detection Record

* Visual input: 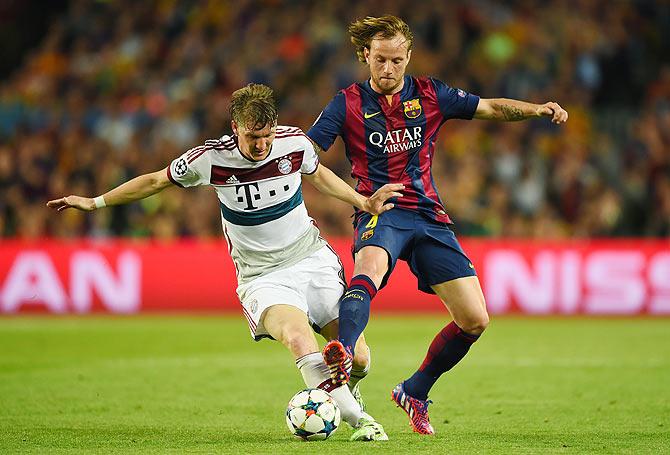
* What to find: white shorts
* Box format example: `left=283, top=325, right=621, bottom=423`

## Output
left=236, top=245, right=346, bottom=340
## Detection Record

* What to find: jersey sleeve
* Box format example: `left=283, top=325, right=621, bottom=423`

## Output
left=431, top=78, right=480, bottom=120
left=306, top=91, right=346, bottom=151
left=299, top=133, right=320, bottom=175
left=167, top=145, right=212, bottom=188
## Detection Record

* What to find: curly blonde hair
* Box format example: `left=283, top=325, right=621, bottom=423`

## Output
left=230, top=83, right=278, bottom=130
left=348, top=15, right=413, bottom=63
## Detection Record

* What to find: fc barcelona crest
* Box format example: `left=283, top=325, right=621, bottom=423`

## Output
left=361, top=229, right=374, bottom=241
left=403, top=99, right=422, bottom=119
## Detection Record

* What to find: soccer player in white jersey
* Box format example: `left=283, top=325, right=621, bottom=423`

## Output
left=47, top=83, right=403, bottom=441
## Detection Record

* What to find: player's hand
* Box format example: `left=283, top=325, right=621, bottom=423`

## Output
left=363, top=183, right=404, bottom=215
left=46, top=195, right=96, bottom=212
left=537, top=102, right=568, bottom=124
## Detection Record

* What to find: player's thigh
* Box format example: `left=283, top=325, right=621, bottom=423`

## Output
left=237, top=269, right=310, bottom=342
left=352, top=211, right=414, bottom=288
left=300, top=245, right=347, bottom=335
left=353, top=246, right=390, bottom=286
left=261, top=304, right=319, bottom=356
left=410, top=226, right=476, bottom=293
left=431, top=276, right=489, bottom=334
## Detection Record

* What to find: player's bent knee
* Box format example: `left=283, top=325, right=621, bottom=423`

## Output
left=353, top=248, right=388, bottom=285
left=279, top=325, right=317, bottom=357
left=353, top=262, right=385, bottom=286
left=459, top=312, right=490, bottom=335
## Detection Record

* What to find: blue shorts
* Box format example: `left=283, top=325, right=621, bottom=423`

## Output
left=353, top=209, right=476, bottom=294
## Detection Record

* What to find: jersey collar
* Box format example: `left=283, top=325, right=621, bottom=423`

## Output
left=362, top=75, right=413, bottom=100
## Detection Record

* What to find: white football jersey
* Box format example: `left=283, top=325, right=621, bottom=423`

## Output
left=167, top=126, right=326, bottom=283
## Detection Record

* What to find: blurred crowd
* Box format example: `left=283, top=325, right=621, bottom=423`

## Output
left=1, top=0, right=669, bottom=239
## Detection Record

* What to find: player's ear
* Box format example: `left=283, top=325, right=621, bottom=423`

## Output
left=407, top=49, right=412, bottom=63
left=231, top=120, right=238, bottom=136
left=364, top=47, right=370, bottom=64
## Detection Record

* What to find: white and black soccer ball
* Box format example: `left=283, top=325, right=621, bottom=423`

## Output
left=286, top=388, right=340, bottom=441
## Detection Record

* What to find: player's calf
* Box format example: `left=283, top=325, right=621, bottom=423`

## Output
left=348, top=344, right=370, bottom=411
left=403, top=321, right=480, bottom=401
left=337, top=274, right=378, bottom=353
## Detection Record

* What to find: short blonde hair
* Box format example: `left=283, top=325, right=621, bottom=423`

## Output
left=348, top=15, right=414, bottom=63
left=229, top=83, right=278, bottom=130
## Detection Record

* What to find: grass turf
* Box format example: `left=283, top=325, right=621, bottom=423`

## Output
left=0, top=315, right=668, bottom=454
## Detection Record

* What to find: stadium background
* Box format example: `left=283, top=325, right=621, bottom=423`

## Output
left=0, top=1, right=668, bottom=452
left=0, top=0, right=667, bottom=314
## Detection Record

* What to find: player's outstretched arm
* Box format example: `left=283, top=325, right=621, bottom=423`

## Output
left=46, top=168, right=173, bottom=212
left=303, top=164, right=404, bottom=215
left=474, top=98, right=568, bottom=124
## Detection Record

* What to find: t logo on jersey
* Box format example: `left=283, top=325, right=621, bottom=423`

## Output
left=403, top=99, right=422, bottom=119
left=235, top=182, right=261, bottom=210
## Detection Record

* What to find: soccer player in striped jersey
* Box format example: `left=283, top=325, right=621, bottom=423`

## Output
left=307, top=15, right=569, bottom=435
left=47, top=83, right=403, bottom=441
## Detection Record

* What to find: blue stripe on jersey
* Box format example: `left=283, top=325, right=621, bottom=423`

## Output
left=220, top=190, right=304, bottom=226
left=308, top=92, right=345, bottom=151
left=359, top=83, right=388, bottom=193
left=406, top=97, right=429, bottom=198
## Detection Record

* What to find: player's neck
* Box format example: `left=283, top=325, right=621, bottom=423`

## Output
left=369, top=78, right=404, bottom=104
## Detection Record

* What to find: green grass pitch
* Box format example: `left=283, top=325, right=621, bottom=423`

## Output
left=1, top=315, right=668, bottom=454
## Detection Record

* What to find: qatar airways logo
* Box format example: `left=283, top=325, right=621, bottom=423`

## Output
left=369, top=126, right=422, bottom=154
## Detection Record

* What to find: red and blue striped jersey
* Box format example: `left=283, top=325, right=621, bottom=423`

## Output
left=307, top=76, right=479, bottom=224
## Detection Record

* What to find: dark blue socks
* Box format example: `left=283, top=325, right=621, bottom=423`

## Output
left=403, top=321, right=480, bottom=400
left=337, top=275, right=377, bottom=354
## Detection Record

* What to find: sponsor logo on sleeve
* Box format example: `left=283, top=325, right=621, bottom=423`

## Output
left=174, top=158, right=188, bottom=177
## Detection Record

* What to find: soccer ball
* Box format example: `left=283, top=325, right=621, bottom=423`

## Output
left=285, top=388, right=341, bottom=441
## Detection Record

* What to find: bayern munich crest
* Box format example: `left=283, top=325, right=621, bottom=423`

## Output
left=249, top=299, right=259, bottom=314
left=278, top=158, right=292, bottom=175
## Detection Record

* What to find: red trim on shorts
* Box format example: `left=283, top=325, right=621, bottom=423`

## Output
left=241, top=306, right=257, bottom=332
